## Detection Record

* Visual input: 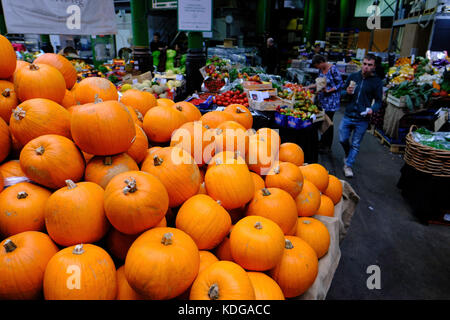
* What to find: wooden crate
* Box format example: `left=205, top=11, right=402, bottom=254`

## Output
left=373, top=128, right=406, bottom=154
left=387, top=93, right=407, bottom=108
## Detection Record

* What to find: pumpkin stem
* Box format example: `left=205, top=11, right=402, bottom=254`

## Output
left=94, top=94, right=103, bottom=104
left=161, top=233, right=173, bottom=246
left=214, top=158, right=223, bottom=165
left=216, top=200, right=222, bottom=206
left=215, top=128, right=223, bottom=135
left=135, top=109, right=143, bottom=122
left=3, top=239, right=17, bottom=253
left=123, top=177, right=137, bottom=194
left=103, top=156, right=113, bottom=166
left=261, top=188, right=271, bottom=197
left=153, top=155, right=163, bottom=166
left=236, top=107, right=246, bottom=113
left=12, top=107, right=26, bottom=121
left=2, top=88, right=11, bottom=98
left=273, top=166, right=280, bottom=174
left=176, top=105, right=183, bottom=112
left=17, top=191, right=28, bottom=199
left=73, top=244, right=85, bottom=255
left=302, top=220, right=312, bottom=225
left=65, top=180, right=77, bottom=190
left=208, top=283, right=220, bottom=300
left=254, top=222, right=263, bottom=230
left=234, top=151, right=241, bottom=159
left=204, top=125, right=210, bottom=129
left=285, top=239, right=294, bottom=249
left=29, top=64, right=39, bottom=71
left=35, top=146, right=45, bottom=155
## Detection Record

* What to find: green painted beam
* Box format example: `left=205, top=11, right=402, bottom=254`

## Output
left=188, top=32, right=203, bottom=50
left=306, top=0, right=317, bottom=45
left=317, top=0, right=327, bottom=41
left=257, top=0, right=269, bottom=35
left=130, top=0, right=149, bottom=47
left=302, top=0, right=310, bottom=42
left=340, top=0, right=350, bottom=29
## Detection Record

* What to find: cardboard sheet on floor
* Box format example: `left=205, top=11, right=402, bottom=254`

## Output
left=298, top=180, right=360, bottom=300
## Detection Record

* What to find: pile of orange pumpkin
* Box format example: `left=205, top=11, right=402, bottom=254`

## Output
left=0, top=34, right=343, bottom=300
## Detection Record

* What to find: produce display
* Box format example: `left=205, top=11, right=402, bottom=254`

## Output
left=0, top=35, right=346, bottom=301
left=213, top=89, right=249, bottom=107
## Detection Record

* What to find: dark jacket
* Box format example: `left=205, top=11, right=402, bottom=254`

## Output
left=342, top=71, right=383, bottom=120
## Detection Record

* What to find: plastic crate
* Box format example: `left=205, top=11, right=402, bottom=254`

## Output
left=274, top=112, right=288, bottom=128
left=186, top=95, right=214, bottom=110
left=287, top=116, right=312, bottom=130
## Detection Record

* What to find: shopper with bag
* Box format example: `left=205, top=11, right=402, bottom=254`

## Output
left=339, top=54, right=383, bottom=178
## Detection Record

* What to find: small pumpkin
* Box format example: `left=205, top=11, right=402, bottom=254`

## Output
left=124, top=104, right=144, bottom=128
left=269, top=236, right=319, bottom=298
left=223, top=104, right=253, bottom=129
left=0, top=182, right=52, bottom=237
left=116, top=266, right=145, bottom=300
left=171, top=101, right=202, bottom=122
left=124, top=227, right=200, bottom=300
left=250, top=171, right=265, bottom=193
left=0, top=231, right=58, bottom=300
left=213, top=236, right=234, bottom=262
left=170, top=121, right=211, bottom=166
left=175, top=194, right=231, bottom=250
left=247, top=272, right=285, bottom=300
left=72, top=77, right=118, bottom=104
left=60, top=89, right=77, bottom=109
left=299, top=163, right=329, bottom=193
left=265, top=162, right=304, bottom=199
left=190, top=261, right=255, bottom=300
left=126, top=124, right=149, bottom=164
left=207, top=150, right=247, bottom=170
left=324, top=174, right=343, bottom=205
left=200, top=110, right=234, bottom=128
left=34, top=53, right=77, bottom=89
left=120, top=89, right=157, bottom=116
left=43, top=244, right=117, bottom=300
left=214, top=120, right=249, bottom=156
left=278, top=142, right=304, bottom=166
left=294, top=179, right=322, bottom=217
left=199, top=250, right=219, bottom=274
left=156, top=98, right=175, bottom=108
left=295, top=217, right=330, bottom=259
left=316, top=194, right=335, bottom=217
left=105, top=227, right=141, bottom=261
left=0, top=159, right=25, bottom=179
left=19, top=134, right=85, bottom=189
left=0, top=35, right=17, bottom=79
left=246, top=133, right=278, bottom=176
left=0, top=80, right=18, bottom=124
left=0, top=117, right=11, bottom=163
left=8, top=60, right=30, bottom=83
left=143, top=105, right=188, bottom=143
left=104, top=171, right=169, bottom=235
left=44, top=180, right=109, bottom=246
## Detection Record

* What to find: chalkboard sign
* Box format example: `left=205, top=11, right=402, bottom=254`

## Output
left=429, top=18, right=450, bottom=52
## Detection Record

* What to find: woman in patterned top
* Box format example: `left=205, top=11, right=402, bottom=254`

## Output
left=306, top=54, right=344, bottom=153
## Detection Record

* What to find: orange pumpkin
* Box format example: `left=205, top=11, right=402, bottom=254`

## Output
left=0, top=117, right=10, bottom=163
left=104, top=171, right=169, bottom=235
left=207, top=150, right=247, bottom=170
left=295, top=217, right=330, bottom=259
left=141, top=147, right=201, bottom=207
left=72, top=77, right=118, bottom=104
left=171, top=101, right=202, bottom=122
left=14, top=63, right=66, bottom=103
left=44, top=180, right=109, bottom=246
left=299, top=163, right=329, bottom=193
left=19, top=134, right=85, bottom=189
left=170, top=121, right=211, bottom=166
left=247, top=272, right=285, bottom=300
left=0, top=35, right=17, bottom=79
left=230, top=215, right=285, bottom=271
left=0, top=159, right=25, bottom=179
left=0, top=231, right=58, bottom=300
left=265, top=161, right=304, bottom=199
left=214, top=236, right=234, bottom=262
left=0, top=172, right=3, bottom=193
left=223, top=104, right=253, bottom=129
left=295, top=179, right=322, bottom=217
left=71, top=99, right=136, bottom=156
left=246, top=188, right=298, bottom=235
left=120, top=89, right=157, bottom=116
left=116, top=266, right=145, bottom=300
left=143, top=105, right=187, bottom=143
left=126, top=124, right=149, bottom=164
left=125, top=227, right=200, bottom=300
left=9, top=98, right=71, bottom=146
left=199, top=251, right=219, bottom=274
left=60, top=89, right=77, bottom=109
left=190, top=261, right=255, bottom=300
left=43, top=244, right=117, bottom=300
left=124, top=104, right=144, bottom=128
left=200, top=110, right=235, bottom=128
left=278, top=142, right=304, bottom=166
left=106, top=227, right=141, bottom=261
left=250, top=171, right=266, bottom=193
left=156, top=98, right=175, bottom=108
left=0, top=182, right=52, bottom=237
left=0, top=80, right=18, bottom=124
left=176, top=194, right=231, bottom=250
left=214, top=120, right=249, bottom=156
left=34, top=53, right=77, bottom=89
left=84, top=153, right=139, bottom=189
left=269, top=236, right=319, bottom=298
left=324, top=174, right=343, bottom=205
left=246, top=133, right=278, bottom=176
left=316, top=194, right=335, bottom=217
left=8, top=60, right=30, bottom=83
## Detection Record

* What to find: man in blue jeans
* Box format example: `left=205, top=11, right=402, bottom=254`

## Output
left=339, top=54, right=383, bottom=177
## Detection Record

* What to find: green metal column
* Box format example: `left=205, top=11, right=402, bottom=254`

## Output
left=257, top=0, right=269, bottom=36
left=306, top=0, right=317, bottom=46
left=130, top=0, right=149, bottom=47
left=302, top=0, right=310, bottom=43
left=188, top=32, right=203, bottom=50
left=340, top=0, right=350, bottom=29
left=317, top=0, right=327, bottom=41
left=0, top=1, right=7, bottom=35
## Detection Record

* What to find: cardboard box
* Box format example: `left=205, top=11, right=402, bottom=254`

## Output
left=242, top=81, right=273, bottom=91
left=249, top=97, right=289, bottom=111
left=121, top=71, right=152, bottom=84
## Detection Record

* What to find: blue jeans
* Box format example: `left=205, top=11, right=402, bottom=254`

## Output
left=339, top=116, right=369, bottom=168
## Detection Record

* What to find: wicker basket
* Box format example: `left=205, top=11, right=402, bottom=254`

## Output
left=403, top=126, right=450, bottom=177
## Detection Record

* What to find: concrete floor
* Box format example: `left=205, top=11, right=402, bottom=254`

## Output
left=319, top=107, right=450, bottom=300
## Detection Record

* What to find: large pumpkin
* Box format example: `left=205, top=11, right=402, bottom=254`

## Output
left=230, top=216, right=285, bottom=271
left=104, top=171, right=169, bottom=235
left=116, top=266, right=145, bottom=300
left=44, top=180, right=109, bottom=246
left=299, top=163, right=329, bottom=193
left=190, top=261, right=255, bottom=300
left=120, top=89, right=157, bottom=116
left=246, top=188, right=298, bottom=235
left=43, top=244, right=117, bottom=300
left=175, top=194, right=231, bottom=250
left=34, top=53, right=77, bottom=89
left=269, top=236, right=319, bottom=298
left=14, top=63, right=66, bottom=104
left=0, top=231, right=58, bottom=300
left=0, top=80, right=18, bottom=124
left=0, top=35, right=17, bottom=79
left=324, top=174, right=343, bottom=205
left=72, top=77, right=118, bottom=104
left=141, top=147, right=201, bottom=207
left=126, top=124, right=148, bottom=164
left=295, top=217, right=330, bottom=259
left=278, top=142, right=304, bottom=166
left=19, top=134, right=85, bottom=189
left=142, top=105, right=187, bottom=143
left=223, top=104, right=253, bottom=130
left=84, top=153, right=139, bottom=189
left=124, top=227, right=200, bottom=300
left=71, top=99, right=136, bottom=156
left=9, top=98, right=71, bottom=147
left=0, top=182, right=52, bottom=237
left=171, top=101, right=202, bottom=122
left=294, top=179, right=322, bottom=217
left=0, top=117, right=10, bottom=163
left=247, top=272, right=285, bottom=300
left=265, top=162, right=304, bottom=199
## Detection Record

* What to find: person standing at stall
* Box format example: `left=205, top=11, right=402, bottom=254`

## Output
left=339, top=54, right=383, bottom=178
left=306, top=54, right=344, bottom=154
left=262, top=38, right=279, bottom=75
